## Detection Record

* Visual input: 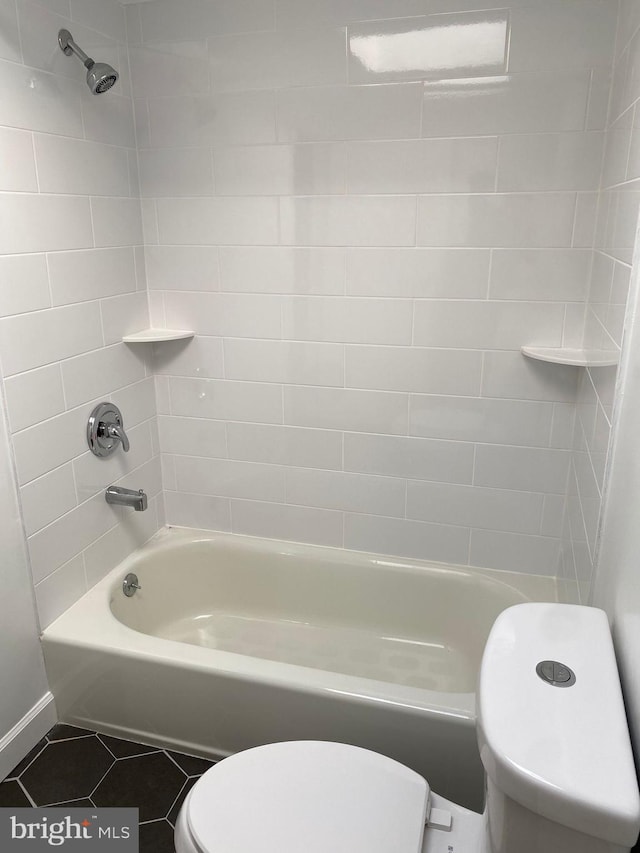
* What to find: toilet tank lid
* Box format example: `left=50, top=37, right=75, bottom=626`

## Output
left=478, top=603, right=640, bottom=847
left=187, top=741, right=429, bottom=853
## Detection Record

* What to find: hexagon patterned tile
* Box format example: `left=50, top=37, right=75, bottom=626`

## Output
left=0, top=724, right=217, bottom=853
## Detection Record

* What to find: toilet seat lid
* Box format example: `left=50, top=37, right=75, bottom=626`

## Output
left=187, top=741, right=429, bottom=853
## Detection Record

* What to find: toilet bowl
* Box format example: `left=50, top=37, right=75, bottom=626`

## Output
left=174, top=603, right=640, bottom=853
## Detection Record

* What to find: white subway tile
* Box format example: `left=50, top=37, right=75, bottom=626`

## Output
left=155, top=375, right=171, bottom=414
left=34, top=134, right=130, bottom=197
left=0, top=128, right=37, bottom=192
left=157, top=197, right=278, bottom=245
left=231, top=499, right=343, bottom=547
left=48, top=247, right=137, bottom=306
left=469, top=529, right=561, bottom=575
left=28, top=492, right=120, bottom=584
left=214, top=143, right=346, bottom=196
left=163, top=291, right=282, bottom=338
left=158, top=415, right=227, bottom=458
left=407, top=480, right=544, bottom=535
left=69, top=0, right=125, bottom=41
left=346, top=346, right=482, bottom=395
left=413, top=301, right=564, bottom=350
left=91, top=197, right=143, bottom=248
left=481, top=352, right=579, bottom=403
left=209, top=28, right=346, bottom=91
left=139, top=0, right=274, bottom=41
left=280, top=196, right=416, bottom=246
left=509, top=0, right=616, bottom=73
left=152, top=336, right=224, bottom=378
left=550, top=403, right=577, bottom=450
left=277, top=82, right=422, bottom=142
left=169, top=377, right=283, bottom=424
left=0, top=255, right=50, bottom=317
left=410, top=396, right=554, bottom=446
left=138, top=148, right=214, bottom=198
left=418, top=193, right=576, bottom=248
left=347, top=137, right=497, bottom=194
left=4, top=364, right=65, bottom=433
left=164, top=491, right=231, bottom=531
left=145, top=246, right=219, bottom=292
left=541, top=494, right=566, bottom=539
left=0, top=58, right=84, bottom=137
left=82, top=89, right=136, bottom=148
left=101, top=292, right=150, bottom=345
left=112, top=378, right=158, bottom=428
left=422, top=71, right=591, bottom=137
left=175, top=456, right=285, bottom=502
left=285, top=386, right=408, bottom=434
left=12, top=406, right=88, bottom=485
left=346, top=248, right=489, bottom=298
left=474, top=446, right=571, bottom=495
left=349, top=10, right=508, bottom=84
left=219, top=247, right=345, bottom=294
left=344, top=432, right=474, bottom=484
left=287, top=467, right=405, bottom=516
left=344, top=513, right=470, bottom=565
left=497, top=133, right=604, bottom=192
left=62, top=343, right=146, bottom=408
left=489, top=249, right=591, bottom=301
left=283, top=296, right=412, bottom=344
left=129, top=41, right=210, bottom=98
left=34, top=554, right=86, bottom=630
left=147, top=91, right=276, bottom=147
left=0, top=194, right=93, bottom=255
left=224, top=339, right=344, bottom=386
left=83, top=505, right=158, bottom=588
left=0, top=301, right=102, bottom=376
left=0, top=0, right=21, bottom=62
left=21, top=463, right=77, bottom=536
left=227, top=422, right=343, bottom=470
left=276, top=0, right=428, bottom=29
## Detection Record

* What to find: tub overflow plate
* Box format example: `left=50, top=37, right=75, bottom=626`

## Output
left=536, top=660, right=576, bottom=687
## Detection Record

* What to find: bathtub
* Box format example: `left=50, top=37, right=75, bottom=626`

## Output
left=42, top=527, right=557, bottom=810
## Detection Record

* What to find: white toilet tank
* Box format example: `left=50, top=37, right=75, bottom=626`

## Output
left=477, top=603, right=640, bottom=853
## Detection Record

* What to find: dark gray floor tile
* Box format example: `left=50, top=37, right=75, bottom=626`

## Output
left=20, top=736, right=114, bottom=806
left=93, top=752, right=186, bottom=822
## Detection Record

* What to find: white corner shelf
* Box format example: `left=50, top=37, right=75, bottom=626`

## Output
left=521, top=346, right=619, bottom=368
left=122, top=328, right=195, bottom=343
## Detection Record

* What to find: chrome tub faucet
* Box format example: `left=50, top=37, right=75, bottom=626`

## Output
left=105, top=486, right=147, bottom=512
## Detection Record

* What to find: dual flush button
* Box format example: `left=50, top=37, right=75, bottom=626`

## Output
left=536, top=660, right=576, bottom=688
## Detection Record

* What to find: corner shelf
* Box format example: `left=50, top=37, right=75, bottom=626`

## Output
left=521, top=346, right=619, bottom=368
left=122, top=329, right=195, bottom=344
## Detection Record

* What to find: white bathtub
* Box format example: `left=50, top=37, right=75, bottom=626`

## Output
left=42, top=527, right=557, bottom=810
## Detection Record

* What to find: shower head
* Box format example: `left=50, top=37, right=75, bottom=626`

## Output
left=58, top=29, right=119, bottom=94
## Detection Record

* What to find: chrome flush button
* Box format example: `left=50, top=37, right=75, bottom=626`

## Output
left=536, top=660, right=576, bottom=687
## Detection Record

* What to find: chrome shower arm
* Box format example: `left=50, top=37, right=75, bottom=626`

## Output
left=58, top=29, right=93, bottom=68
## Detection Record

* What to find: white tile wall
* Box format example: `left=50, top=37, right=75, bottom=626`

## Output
left=0, top=0, right=631, bottom=621
left=0, top=0, right=161, bottom=629
left=135, top=0, right=619, bottom=577
left=560, top=1, right=640, bottom=605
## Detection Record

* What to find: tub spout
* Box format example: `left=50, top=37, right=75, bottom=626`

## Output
left=105, top=486, right=147, bottom=511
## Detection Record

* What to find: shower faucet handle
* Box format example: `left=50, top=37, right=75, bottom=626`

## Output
left=87, top=402, right=130, bottom=458
left=105, top=421, right=130, bottom=453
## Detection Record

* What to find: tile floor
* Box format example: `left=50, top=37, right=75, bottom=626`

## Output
left=0, top=723, right=216, bottom=852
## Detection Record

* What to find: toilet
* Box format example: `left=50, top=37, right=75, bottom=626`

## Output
left=174, top=603, right=640, bottom=853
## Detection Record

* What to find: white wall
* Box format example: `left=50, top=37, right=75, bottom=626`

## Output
left=0, top=376, right=52, bottom=777
left=561, top=0, right=640, bottom=604
left=0, top=0, right=162, bottom=632
left=130, top=0, right=615, bottom=576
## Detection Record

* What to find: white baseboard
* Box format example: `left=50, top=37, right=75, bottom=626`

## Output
left=0, top=693, right=57, bottom=781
